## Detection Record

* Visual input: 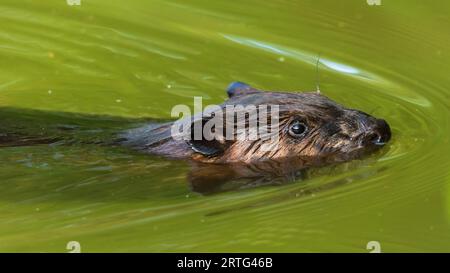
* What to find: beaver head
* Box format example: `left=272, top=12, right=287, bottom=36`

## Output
left=187, top=82, right=391, bottom=164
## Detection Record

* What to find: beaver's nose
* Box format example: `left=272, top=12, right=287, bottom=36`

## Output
left=365, top=119, right=391, bottom=146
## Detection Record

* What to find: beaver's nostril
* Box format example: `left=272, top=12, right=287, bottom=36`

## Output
left=368, top=132, right=385, bottom=145
left=367, top=119, right=391, bottom=146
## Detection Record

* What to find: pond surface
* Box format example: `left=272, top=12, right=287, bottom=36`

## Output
left=0, top=0, right=449, bottom=252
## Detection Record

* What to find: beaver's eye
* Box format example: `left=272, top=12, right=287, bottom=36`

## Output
left=289, top=121, right=307, bottom=137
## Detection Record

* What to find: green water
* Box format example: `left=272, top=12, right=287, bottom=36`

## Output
left=0, top=0, right=449, bottom=252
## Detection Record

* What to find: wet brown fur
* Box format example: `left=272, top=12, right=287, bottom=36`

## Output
left=121, top=83, right=391, bottom=166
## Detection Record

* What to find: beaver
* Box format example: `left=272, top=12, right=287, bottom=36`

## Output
left=0, top=82, right=391, bottom=194
left=121, top=82, right=391, bottom=166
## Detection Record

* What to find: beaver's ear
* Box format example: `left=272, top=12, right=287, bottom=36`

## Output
left=226, top=82, right=261, bottom=98
left=187, top=118, right=229, bottom=157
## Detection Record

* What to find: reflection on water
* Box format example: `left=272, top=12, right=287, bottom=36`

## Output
left=222, top=34, right=431, bottom=106
left=0, top=0, right=449, bottom=252
left=223, top=34, right=363, bottom=76
left=188, top=150, right=389, bottom=195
